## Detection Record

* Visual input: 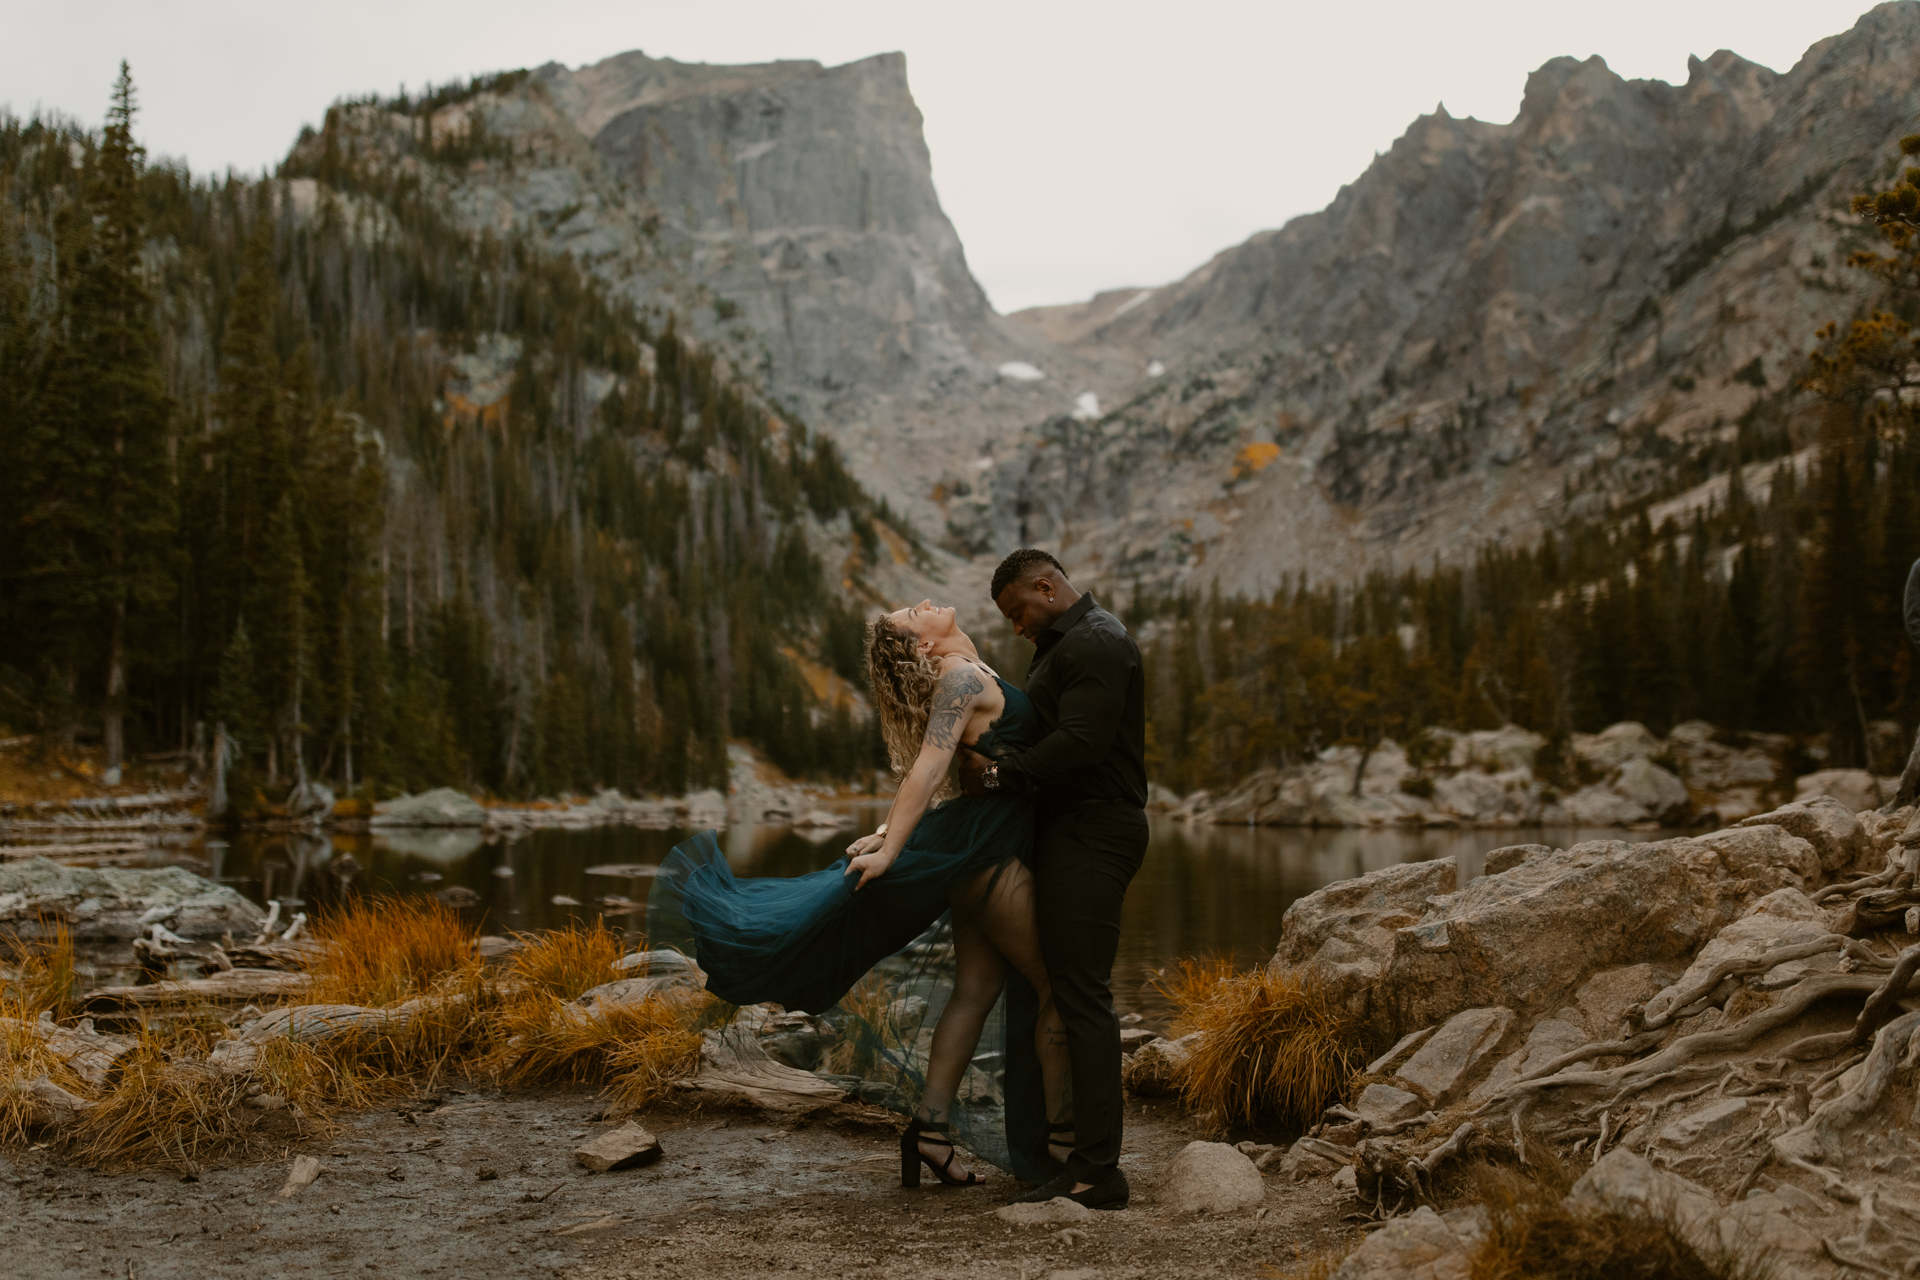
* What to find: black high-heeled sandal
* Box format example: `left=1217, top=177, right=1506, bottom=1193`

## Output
left=1047, top=1124, right=1076, bottom=1165
left=900, top=1118, right=984, bottom=1188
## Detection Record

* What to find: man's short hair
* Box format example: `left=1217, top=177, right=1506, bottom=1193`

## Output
left=990, top=548, right=1067, bottom=601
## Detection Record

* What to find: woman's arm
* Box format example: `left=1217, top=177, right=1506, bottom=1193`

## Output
left=845, top=663, right=986, bottom=888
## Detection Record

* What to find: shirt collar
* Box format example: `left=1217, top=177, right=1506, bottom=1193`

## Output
left=1048, top=592, right=1098, bottom=637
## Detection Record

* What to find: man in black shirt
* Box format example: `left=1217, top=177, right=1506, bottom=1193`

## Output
left=963, top=548, right=1148, bottom=1210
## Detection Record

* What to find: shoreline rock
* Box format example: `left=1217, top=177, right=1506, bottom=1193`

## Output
left=1171, top=718, right=1894, bottom=829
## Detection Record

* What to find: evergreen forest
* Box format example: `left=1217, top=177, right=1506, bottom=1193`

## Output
left=6, top=67, right=1920, bottom=814
left=1124, top=137, right=1920, bottom=794
left=0, top=68, right=885, bottom=815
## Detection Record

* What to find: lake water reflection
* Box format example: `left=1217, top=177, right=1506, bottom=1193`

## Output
left=200, top=817, right=1678, bottom=1023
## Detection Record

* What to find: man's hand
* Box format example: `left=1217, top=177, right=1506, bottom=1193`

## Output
left=956, top=746, right=994, bottom=796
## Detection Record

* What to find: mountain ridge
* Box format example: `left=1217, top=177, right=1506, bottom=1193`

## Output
left=281, top=5, right=1920, bottom=608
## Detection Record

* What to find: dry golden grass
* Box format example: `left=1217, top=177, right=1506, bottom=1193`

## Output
left=2, top=920, right=76, bottom=1019
left=506, top=920, right=624, bottom=1000
left=816, top=971, right=897, bottom=1080
left=1465, top=1160, right=1774, bottom=1280
left=476, top=921, right=711, bottom=1106
left=3, top=902, right=711, bottom=1169
left=306, top=896, right=482, bottom=1006
left=1264, top=1249, right=1347, bottom=1280
left=1161, top=957, right=1364, bottom=1132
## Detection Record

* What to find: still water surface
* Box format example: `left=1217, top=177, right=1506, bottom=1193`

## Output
left=199, top=817, right=1674, bottom=1022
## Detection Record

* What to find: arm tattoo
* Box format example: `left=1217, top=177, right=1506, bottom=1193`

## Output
left=925, top=667, right=984, bottom=751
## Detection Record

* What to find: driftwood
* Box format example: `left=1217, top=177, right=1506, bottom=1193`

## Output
left=78, top=968, right=312, bottom=1012
left=7, top=1074, right=94, bottom=1131
left=677, top=1024, right=844, bottom=1111
left=0, top=1015, right=136, bottom=1088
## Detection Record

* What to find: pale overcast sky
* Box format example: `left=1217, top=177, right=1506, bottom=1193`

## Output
left=0, top=0, right=1873, bottom=312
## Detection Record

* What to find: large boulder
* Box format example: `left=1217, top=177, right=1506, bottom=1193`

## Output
left=0, top=858, right=264, bottom=941
left=1641, top=889, right=1837, bottom=1024
left=1794, top=769, right=1896, bottom=814
left=1275, top=826, right=1824, bottom=1037
left=1573, top=722, right=1664, bottom=772
left=1611, top=758, right=1690, bottom=824
left=1560, top=784, right=1652, bottom=826
left=370, top=787, right=488, bottom=827
left=1738, top=796, right=1869, bottom=875
left=1271, top=857, right=1458, bottom=1022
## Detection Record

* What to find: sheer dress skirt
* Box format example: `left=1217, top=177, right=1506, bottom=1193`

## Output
left=648, top=792, right=1059, bottom=1183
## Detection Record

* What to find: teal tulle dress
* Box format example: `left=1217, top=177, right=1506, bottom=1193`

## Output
left=648, top=674, right=1057, bottom=1183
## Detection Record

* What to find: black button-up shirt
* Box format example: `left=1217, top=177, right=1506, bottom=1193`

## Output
left=1000, top=593, right=1148, bottom=813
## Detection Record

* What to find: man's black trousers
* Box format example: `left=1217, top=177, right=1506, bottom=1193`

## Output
left=1032, top=802, right=1149, bottom=1184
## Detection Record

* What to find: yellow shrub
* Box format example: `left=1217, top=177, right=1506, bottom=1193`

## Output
left=507, top=920, right=624, bottom=1000
left=1162, top=958, right=1363, bottom=1132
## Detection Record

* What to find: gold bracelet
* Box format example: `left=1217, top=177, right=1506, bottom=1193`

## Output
left=874, top=823, right=888, bottom=837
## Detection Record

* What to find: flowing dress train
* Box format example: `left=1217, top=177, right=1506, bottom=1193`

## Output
left=647, top=676, right=1056, bottom=1183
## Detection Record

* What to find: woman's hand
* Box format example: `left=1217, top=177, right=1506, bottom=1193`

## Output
left=844, top=833, right=885, bottom=859
left=844, top=847, right=897, bottom=889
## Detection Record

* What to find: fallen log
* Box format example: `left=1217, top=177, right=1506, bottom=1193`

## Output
left=77, top=968, right=312, bottom=1012
left=0, top=1016, right=136, bottom=1088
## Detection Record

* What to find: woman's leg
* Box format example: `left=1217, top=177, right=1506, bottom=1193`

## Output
left=913, top=900, right=1006, bottom=1178
left=957, top=861, right=1075, bottom=1160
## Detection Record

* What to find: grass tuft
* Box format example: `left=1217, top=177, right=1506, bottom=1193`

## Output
left=2, top=920, right=76, bottom=1019
left=306, top=896, right=481, bottom=1006
left=1466, top=1160, right=1774, bottom=1280
left=1161, top=957, right=1364, bottom=1132
left=506, top=920, right=624, bottom=1000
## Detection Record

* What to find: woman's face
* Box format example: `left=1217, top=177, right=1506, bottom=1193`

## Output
left=887, top=599, right=958, bottom=652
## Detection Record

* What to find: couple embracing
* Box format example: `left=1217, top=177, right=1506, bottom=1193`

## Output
left=649, top=548, right=1149, bottom=1208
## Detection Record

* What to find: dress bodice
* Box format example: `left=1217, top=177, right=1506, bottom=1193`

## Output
left=969, top=675, right=1042, bottom=760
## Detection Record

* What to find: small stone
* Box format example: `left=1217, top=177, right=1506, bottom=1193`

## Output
left=1353, top=1082, right=1425, bottom=1127
left=1394, top=1006, right=1514, bottom=1106
left=574, top=1121, right=663, bottom=1172
left=1331, top=1164, right=1358, bottom=1194
left=1052, top=1227, right=1089, bottom=1247
left=477, top=1168, right=498, bottom=1180
left=244, top=1093, right=289, bottom=1111
left=1657, top=1098, right=1750, bottom=1148
left=1119, top=1028, right=1160, bottom=1056
left=1158, top=1140, right=1265, bottom=1213
left=277, top=1154, right=323, bottom=1198
left=994, top=1197, right=1096, bottom=1225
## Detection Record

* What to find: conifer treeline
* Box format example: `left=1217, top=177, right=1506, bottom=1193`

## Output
left=0, top=70, right=884, bottom=811
left=1126, top=139, right=1920, bottom=796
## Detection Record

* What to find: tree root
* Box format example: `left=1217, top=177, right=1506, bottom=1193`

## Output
left=1775, top=1008, right=1920, bottom=1165
left=1642, top=936, right=1856, bottom=1030
left=1813, top=857, right=1902, bottom=905
left=1513, top=1029, right=1665, bottom=1085
left=1475, top=972, right=1889, bottom=1114
left=1823, top=1237, right=1901, bottom=1278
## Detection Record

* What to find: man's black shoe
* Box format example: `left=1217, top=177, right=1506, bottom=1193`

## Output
left=1010, top=1166, right=1129, bottom=1210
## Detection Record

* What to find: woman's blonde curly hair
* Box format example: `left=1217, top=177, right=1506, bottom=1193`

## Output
left=865, top=616, right=951, bottom=789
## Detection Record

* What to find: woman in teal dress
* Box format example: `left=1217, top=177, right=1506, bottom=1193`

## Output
left=648, top=600, right=1070, bottom=1186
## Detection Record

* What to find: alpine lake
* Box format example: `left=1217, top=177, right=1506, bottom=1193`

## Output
left=183, top=814, right=1681, bottom=1024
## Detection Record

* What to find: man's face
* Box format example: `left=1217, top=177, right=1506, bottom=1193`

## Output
left=995, top=575, right=1065, bottom=644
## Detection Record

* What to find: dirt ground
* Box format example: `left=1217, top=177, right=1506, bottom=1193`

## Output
left=2, top=1091, right=1355, bottom=1279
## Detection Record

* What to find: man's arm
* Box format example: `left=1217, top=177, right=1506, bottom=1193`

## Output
left=997, top=631, right=1133, bottom=789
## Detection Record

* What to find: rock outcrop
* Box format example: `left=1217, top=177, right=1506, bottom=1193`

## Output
left=0, top=857, right=264, bottom=940
left=1272, top=801, right=1849, bottom=1035
left=973, top=6, right=1920, bottom=596
left=1169, top=717, right=1867, bottom=828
